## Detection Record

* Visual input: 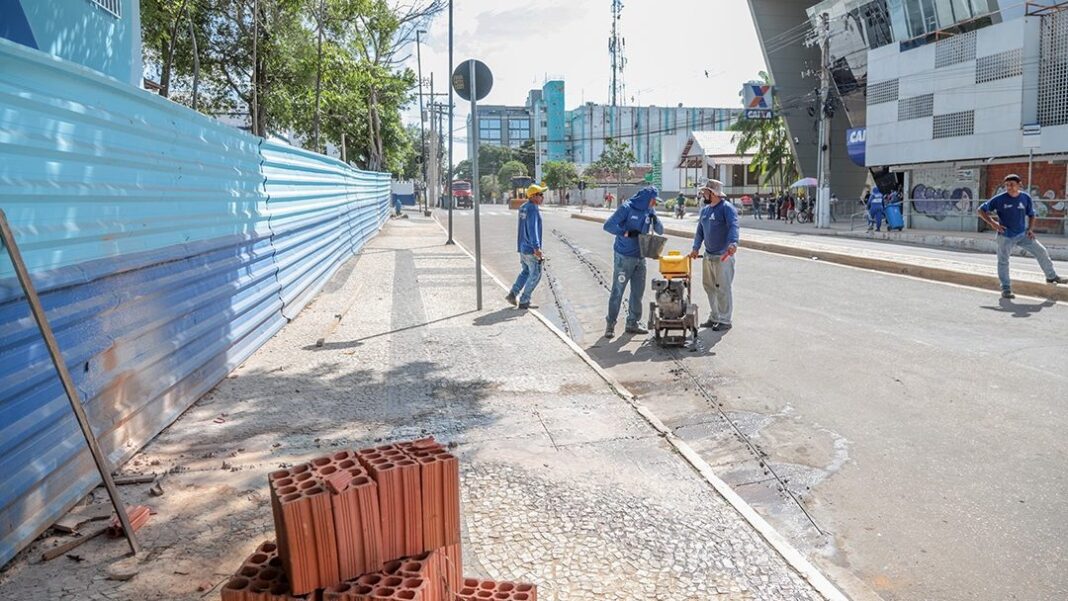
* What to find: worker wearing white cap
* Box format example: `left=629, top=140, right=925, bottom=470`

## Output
left=688, top=179, right=739, bottom=331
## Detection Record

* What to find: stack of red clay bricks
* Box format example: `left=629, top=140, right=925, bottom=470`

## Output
left=220, top=437, right=536, bottom=601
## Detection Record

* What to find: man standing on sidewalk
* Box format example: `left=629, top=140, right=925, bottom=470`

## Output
left=978, top=174, right=1067, bottom=299
left=689, top=180, right=738, bottom=332
left=602, top=186, right=664, bottom=338
left=506, top=184, right=548, bottom=309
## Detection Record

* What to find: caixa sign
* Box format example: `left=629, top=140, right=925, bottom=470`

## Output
left=846, top=127, right=866, bottom=167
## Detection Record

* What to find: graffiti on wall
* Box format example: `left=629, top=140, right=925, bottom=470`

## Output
left=910, top=184, right=974, bottom=220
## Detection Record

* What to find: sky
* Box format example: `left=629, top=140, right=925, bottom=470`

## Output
left=402, top=0, right=768, bottom=162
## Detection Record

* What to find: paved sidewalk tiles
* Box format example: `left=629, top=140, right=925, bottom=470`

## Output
left=0, top=217, right=825, bottom=600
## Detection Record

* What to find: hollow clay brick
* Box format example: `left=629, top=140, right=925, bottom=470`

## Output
left=107, top=505, right=151, bottom=537
left=221, top=541, right=313, bottom=601
left=453, top=578, right=537, bottom=601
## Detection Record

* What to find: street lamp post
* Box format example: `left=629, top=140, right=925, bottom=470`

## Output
left=416, top=29, right=428, bottom=212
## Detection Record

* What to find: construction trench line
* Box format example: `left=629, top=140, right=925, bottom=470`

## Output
left=549, top=228, right=825, bottom=537
left=433, top=215, right=849, bottom=601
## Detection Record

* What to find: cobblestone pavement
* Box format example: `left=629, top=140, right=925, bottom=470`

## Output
left=0, top=216, right=825, bottom=600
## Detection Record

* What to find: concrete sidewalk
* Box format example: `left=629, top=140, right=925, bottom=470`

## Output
left=557, top=205, right=1068, bottom=260
left=570, top=212, right=1068, bottom=302
left=0, top=216, right=836, bottom=600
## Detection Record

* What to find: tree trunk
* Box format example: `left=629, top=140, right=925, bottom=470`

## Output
left=367, top=88, right=383, bottom=170
left=160, top=0, right=191, bottom=98
left=187, top=6, right=199, bottom=111
left=312, top=0, right=324, bottom=150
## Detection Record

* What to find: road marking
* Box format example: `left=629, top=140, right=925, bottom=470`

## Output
left=431, top=215, right=851, bottom=601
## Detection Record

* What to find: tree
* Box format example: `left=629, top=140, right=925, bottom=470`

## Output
left=514, top=139, right=536, bottom=176
left=479, top=175, right=500, bottom=202
left=588, top=138, right=636, bottom=195
left=454, top=159, right=472, bottom=181
left=139, top=0, right=432, bottom=172
left=497, top=160, right=528, bottom=192
left=731, top=71, right=799, bottom=193
left=542, top=161, right=579, bottom=191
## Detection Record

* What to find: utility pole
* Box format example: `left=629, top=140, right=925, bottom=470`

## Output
left=446, top=0, right=455, bottom=244
left=427, top=73, right=437, bottom=216
left=416, top=29, right=428, bottom=213
left=429, top=102, right=438, bottom=217
left=815, top=12, right=833, bottom=229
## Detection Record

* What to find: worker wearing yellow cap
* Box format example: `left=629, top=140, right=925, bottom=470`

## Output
left=506, top=183, right=548, bottom=309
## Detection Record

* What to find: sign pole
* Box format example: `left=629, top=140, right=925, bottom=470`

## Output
left=0, top=209, right=140, bottom=556
left=469, top=60, right=483, bottom=310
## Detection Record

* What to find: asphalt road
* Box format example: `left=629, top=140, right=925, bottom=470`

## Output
left=435, top=204, right=1068, bottom=601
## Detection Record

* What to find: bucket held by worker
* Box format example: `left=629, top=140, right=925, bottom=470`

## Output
left=638, top=233, right=668, bottom=259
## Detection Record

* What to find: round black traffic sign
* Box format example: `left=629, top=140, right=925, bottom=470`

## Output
left=452, top=59, right=493, bottom=102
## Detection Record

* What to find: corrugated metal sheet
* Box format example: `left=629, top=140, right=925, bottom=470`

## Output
left=0, top=38, right=389, bottom=567
left=261, top=142, right=389, bottom=318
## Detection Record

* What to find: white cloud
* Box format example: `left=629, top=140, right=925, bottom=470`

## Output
left=404, top=0, right=768, bottom=162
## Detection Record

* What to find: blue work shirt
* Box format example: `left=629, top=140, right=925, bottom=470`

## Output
left=980, top=192, right=1034, bottom=238
left=517, top=201, right=543, bottom=253
left=692, top=200, right=740, bottom=255
left=603, top=187, right=664, bottom=257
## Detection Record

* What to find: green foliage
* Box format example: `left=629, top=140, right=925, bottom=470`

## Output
left=454, top=159, right=472, bottom=181
left=497, top=160, right=528, bottom=192
left=588, top=138, right=636, bottom=183
left=514, top=140, right=536, bottom=176
left=730, top=71, right=799, bottom=192
left=479, top=175, right=500, bottom=201
left=542, top=161, right=579, bottom=190
left=139, top=0, right=443, bottom=172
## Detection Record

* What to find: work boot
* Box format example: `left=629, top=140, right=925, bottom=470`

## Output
left=625, top=323, right=648, bottom=335
left=1001, top=290, right=1016, bottom=299
left=700, top=319, right=717, bottom=328
left=1047, top=276, right=1068, bottom=284
left=505, top=292, right=518, bottom=306
left=604, top=323, right=615, bottom=339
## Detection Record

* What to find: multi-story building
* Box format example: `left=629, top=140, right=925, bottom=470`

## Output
left=753, top=0, right=1068, bottom=233
left=1, top=0, right=142, bottom=85
left=469, top=79, right=740, bottom=181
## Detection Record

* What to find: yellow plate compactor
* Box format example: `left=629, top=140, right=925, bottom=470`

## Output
left=647, top=251, right=699, bottom=346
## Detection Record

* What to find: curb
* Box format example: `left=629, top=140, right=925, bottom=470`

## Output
left=570, top=213, right=1068, bottom=303
left=430, top=215, right=851, bottom=601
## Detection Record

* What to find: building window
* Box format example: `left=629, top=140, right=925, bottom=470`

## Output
left=868, top=79, right=899, bottom=105
left=976, top=48, right=1022, bottom=83
left=731, top=165, right=745, bottom=188
left=898, top=94, right=934, bottom=120
left=935, top=30, right=976, bottom=67
left=932, top=110, right=974, bottom=138
left=91, top=0, right=122, bottom=17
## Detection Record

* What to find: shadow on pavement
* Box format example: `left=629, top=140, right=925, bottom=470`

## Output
left=303, top=311, right=479, bottom=350
left=980, top=297, right=1058, bottom=317
left=473, top=307, right=526, bottom=327
left=587, top=329, right=723, bottom=368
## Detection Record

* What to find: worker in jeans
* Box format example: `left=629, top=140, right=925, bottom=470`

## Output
left=689, top=179, right=739, bottom=332
left=602, top=186, right=664, bottom=338
left=505, top=184, right=547, bottom=309
left=978, top=173, right=1067, bottom=299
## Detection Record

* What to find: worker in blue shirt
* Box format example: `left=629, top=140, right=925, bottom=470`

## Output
left=688, top=179, right=739, bottom=331
left=506, top=184, right=547, bottom=309
left=978, top=173, right=1066, bottom=299
left=867, top=188, right=885, bottom=231
left=602, top=186, right=664, bottom=338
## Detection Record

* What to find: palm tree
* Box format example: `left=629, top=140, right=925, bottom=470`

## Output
left=731, top=71, right=799, bottom=194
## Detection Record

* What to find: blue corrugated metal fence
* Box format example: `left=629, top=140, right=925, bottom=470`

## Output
left=0, top=38, right=390, bottom=567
